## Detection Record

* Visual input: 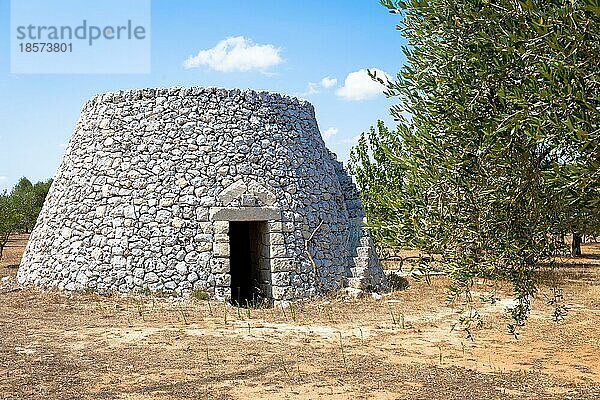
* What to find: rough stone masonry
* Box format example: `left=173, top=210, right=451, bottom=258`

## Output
left=17, top=87, right=386, bottom=303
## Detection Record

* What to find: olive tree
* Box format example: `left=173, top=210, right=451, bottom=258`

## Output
left=11, top=177, right=52, bottom=233
left=352, top=0, right=599, bottom=334
left=0, top=194, right=17, bottom=259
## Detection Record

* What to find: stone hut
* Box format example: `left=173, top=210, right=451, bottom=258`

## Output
left=17, top=87, right=385, bottom=304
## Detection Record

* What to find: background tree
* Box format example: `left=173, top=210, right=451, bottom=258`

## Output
left=349, top=121, right=407, bottom=246
left=352, top=0, right=599, bottom=333
left=10, top=177, right=52, bottom=233
left=11, top=177, right=34, bottom=233
left=549, top=162, right=600, bottom=256
left=0, top=194, right=17, bottom=259
left=0, top=177, right=52, bottom=259
left=30, top=179, right=53, bottom=228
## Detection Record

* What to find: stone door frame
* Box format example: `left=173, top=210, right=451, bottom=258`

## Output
left=209, top=206, right=291, bottom=302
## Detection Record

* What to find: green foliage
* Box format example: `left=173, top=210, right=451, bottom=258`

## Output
left=135, top=287, right=152, bottom=296
left=0, top=194, right=18, bottom=259
left=387, top=274, right=410, bottom=291
left=154, top=289, right=178, bottom=298
left=349, top=121, right=407, bottom=245
left=0, top=177, right=52, bottom=257
left=191, top=289, right=211, bottom=300
left=11, top=177, right=52, bottom=233
left=352, top=0, right=600, bottom=331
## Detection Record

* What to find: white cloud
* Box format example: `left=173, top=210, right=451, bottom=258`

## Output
left=307, top=82, right=320, bottom=95
left=320, top=76, right=337, bottom=89
left=335, top=68, right=390, bottom=101
left=298, top=76, right=339, bottom=97
left=297, top=82, right=320, bottom=97
left=183, top=36, right=282, bottom=72
left=322, top=127, right=339, bottom=140
left=340, top=135, right=361, bottom=145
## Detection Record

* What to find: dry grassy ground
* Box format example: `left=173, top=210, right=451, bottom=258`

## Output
left=1, top=234, right=600, bottom=399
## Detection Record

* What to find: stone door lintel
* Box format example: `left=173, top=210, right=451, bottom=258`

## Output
left=209, top=206, right=280, bottom=221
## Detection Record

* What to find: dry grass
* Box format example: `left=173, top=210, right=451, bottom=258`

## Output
left=1, top=234, right=600, bottom=399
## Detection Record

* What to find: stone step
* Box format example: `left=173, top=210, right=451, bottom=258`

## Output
left=350, top=266, right=369, bottom=275
left=353, top=256, right=371, bottom=268
left=351, top=270, right=371, bottom=281
left=347, top=277, right=367, bottom=289
left=359, top=237, right=372, bottom=246
left=355, top=246, right=372, bottom=258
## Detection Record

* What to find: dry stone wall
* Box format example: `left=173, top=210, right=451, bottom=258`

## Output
left=17, top=87, right=386, bottom=301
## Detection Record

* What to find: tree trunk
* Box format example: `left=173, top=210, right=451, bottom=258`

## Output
left=0, top=236, right=7, bottom=259
left=571, top=233, right=582, bottom=257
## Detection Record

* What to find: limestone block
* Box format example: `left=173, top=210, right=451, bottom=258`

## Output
left=271, top=286, right=294, bottom=301
left=211, top=258, right=230, bottom=274
left=192, top=241, right=209, bottom=252
left=271, top=272, right=291, bottom=286
left=215, top=273, right=231, bottom=287
left=271, top=258, right=296, bottom=272
left=213, top=242, right=229, bottom=257
left=268, top=232, right=285, bottom=245
left=214, top=233, right=229, bottom=243
left=214, top=221, right=229, bottom=234
left=247, top=180, right=276, bottom=206
left=219, top=180, right=247, bottom=206
left=196, top=208, right=209, bottom=221
left=267, top=221, right=283, bottom=233
left=209, top=206, right=280, bottom=221
left=270, top=244, right=287, bottom=258
left=145, top=272, right=159, bottom=284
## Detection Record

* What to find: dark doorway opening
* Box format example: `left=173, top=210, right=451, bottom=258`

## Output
left=229, top=221, right=266, bottom=305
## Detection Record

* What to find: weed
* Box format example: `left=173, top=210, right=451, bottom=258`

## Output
left=388, top=274, right=409, bottom=291
left=191, top=289, right=210, bottom=301
left=325, top=305, right=335, bottom=324
left=338, top=331, right=348, bottom=373
left=388, top=306, right=398, bottom=325
left=155, top=289, right=177, bottom=298
left=545, top=287, right=570, bottom=322
left=178, top=305, right=188, bottom=325
left=282, top=361, right=292, bottom=380
left=387, top=306, right=406, bottom=329
left=245, top=300, right=251, bottom=319
left=202, top=338, right=210, bottom=365
left=135, top=287, right=151, bottom=296
left=136, top=302, right=144, bottom=319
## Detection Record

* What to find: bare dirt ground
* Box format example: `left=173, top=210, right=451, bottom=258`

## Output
left=1, top=234, right=600, bottom=399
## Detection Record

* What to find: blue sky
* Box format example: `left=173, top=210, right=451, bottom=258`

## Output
left=0, top=0, right=406, bottom=192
